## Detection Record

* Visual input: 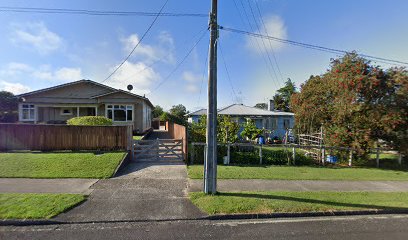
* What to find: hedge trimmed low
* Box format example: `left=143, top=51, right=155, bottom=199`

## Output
left=67, top=116, right=113, bottom=126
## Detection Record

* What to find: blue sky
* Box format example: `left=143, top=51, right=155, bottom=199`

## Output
left=0, top=0, right=407, bottom=111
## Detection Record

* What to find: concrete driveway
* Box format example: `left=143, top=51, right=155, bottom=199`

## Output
left=55, top=160, right=205, bottom=222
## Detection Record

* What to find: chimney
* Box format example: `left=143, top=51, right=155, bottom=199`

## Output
left=268, top=99, right=275, bottom=111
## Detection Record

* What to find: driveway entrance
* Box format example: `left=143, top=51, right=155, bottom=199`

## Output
left=55, top=158, right=205, bottom=222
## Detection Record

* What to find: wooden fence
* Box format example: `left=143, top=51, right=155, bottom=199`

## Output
left=167, top=122, right=188, bottom=160
left=0, top=123, right=132, bottom=151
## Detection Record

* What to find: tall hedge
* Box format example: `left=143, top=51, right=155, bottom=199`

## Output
left=67, top=116, right=113, bottom=126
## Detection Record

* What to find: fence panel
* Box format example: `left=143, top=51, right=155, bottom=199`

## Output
left=0, top=123, right=131, bottom=151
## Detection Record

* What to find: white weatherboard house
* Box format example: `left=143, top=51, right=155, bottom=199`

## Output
left=17, top=80, right=153, bottom=133
left=187, top=103, right=295, bottom=139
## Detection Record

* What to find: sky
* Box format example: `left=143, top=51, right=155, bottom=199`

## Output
left=0, top=0, right=407, bottom=111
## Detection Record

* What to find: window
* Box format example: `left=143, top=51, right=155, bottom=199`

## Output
left=60, top=108, right=73, bottom=115
left=283, top=119, right=290, bottom=129
left=106, top=105, right=133, bottom=122
left=21, top=104, right=35, bottom=121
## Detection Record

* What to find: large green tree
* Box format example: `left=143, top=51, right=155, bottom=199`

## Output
left=0, top=91, right=18, bottom=123
left=291, top=53, right=408, bottom=156
left=152, top=105, right=164, bottom=118
left=273, top=78, right=297, bottom=111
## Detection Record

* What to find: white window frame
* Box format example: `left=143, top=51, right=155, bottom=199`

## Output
left=20, top=104, right=35, bottom=121
left=105, top=104, right=133, bottom=122
left=283, top=118, right=290, bottom=129
left=60, top=108, right=73, bottom=116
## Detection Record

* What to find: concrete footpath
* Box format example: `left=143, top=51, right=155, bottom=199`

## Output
left=54, top=160, right=205, bottom=222
left=188, top=179, right=408, bottom=192
left=0, top=178, right=98, bottom=194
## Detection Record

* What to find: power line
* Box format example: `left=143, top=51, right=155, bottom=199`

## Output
left=197, top=39, right=210, bottom=106
left=0, top=6, right=207, bottom=17
left=236, top=0, right=280, bottom=90
left=149, top=29, right=208, bottom=94
left=101, top=0, right=169, bottom=83
left=254, top=0, right=285, bottom=83
left=220, top=26, right=408, bottom=66
left=247, top=0, right=281, bottom=85
left=121, top=28, right=208, bottom=84
left=219, top=41, right=238, bottom=102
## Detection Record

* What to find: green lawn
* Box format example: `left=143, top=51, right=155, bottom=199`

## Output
left=188, top=165, right=408, bottom=181
left=0, top=152, right=126, bottom=178
left=190, top=191, right=408, bottom=215
left=0, top=193, right=85, bottom=219
left=133, top=135, right=143, bottom=140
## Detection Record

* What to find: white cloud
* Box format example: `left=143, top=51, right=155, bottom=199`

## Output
left=0, top=62, right=82, bottom=83
left=121, top=31, right=175, bottom=64
left=10, top=22, right=63, bottom=54
left=32, top=66, right=82, bottom=82
left=182, top=71, right=201, bottom=93
left=108, top=61, right=159, bottom=95
left=0, top=81, right=31, bottom=94
left=247, top=15, right=287, bottom=53
left=54, top=68, right=82, bottom=81
left=0, top=62, right=33, bottom=76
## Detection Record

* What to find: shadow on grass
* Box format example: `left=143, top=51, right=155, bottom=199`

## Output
left=219, top=192, right=408, bottom=211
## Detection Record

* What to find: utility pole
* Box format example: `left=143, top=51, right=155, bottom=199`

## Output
left=204, top=0, right=218, bottom=194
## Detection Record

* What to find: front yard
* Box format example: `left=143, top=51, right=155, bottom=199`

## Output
left=187, top=165, right=408, bottom=181
left=190, top=191, right=408, bottom=215
left=0, top=193, right=85, bottom=219
left=0, top=152, right=126, bottom=178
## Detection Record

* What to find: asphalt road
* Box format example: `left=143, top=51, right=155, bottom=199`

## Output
left=1, top=214, right=408, bottom=240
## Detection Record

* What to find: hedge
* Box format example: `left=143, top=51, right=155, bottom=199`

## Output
left=67, top=116, right=113, bottom=126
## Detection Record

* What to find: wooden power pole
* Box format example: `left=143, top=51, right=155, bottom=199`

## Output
left=204, top=0, right=218, bottom=194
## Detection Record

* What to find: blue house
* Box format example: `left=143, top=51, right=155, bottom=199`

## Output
left=187, top=103, right=295, bottom=140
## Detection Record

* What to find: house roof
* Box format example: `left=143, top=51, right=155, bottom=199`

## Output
left=18, top=79, right=153, bottom=107
left=187, top=108, right=207, bottom=116
left=188, top=104, right=294, bottom=117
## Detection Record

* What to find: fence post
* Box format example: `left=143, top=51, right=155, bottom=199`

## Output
left=348, top=149, right=353, bottom=167
left=376, top=147, right=380, bottom=168
left=321, top=146, right=326, bottom=166
left=156, top=138, right=160, bottom=161
left=227, top=143, right=231, bottom=165
left=259, top=144, right=263, bottom=165
left=398, top=153, right=402, bottom=165
left=190, top=143, right=195, bottom=165
left=292, top=146, right=296, bottom=165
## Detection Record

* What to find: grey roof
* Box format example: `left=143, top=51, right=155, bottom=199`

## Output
left=17, top=79, right=153, bottom=108
left=188, top=104, right=294, bottom=117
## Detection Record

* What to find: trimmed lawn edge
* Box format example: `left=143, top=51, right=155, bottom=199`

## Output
left=189, top=192, right=408, bottom=216
left=0, top=193, right=87, bottom=220
left=204, top=209, right=408, bottom=220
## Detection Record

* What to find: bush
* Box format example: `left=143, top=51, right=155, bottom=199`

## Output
left=67, top=116, right=113, bottom=126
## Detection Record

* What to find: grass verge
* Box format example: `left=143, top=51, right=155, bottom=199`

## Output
left=0, top=193, right=85, bottom=219
left=0, top=152, right=126, bottom=178
left=187, top=165, right=408, bottom=181
left=190, top=191, right=408, bottom=215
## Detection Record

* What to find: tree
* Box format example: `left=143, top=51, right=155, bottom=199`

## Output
left=0, top=91, right=18, bottom=123
left=291, top=53, right=408, bottom=156
left=217, top=115, right=240, bottom=143
left=169, top=104, right=188, bottom=119
left=273, top=78, right=297, bottom=111
left=254, top=103, right=267, bottom=110
left=152, top=105, right=163, bottom=118
left=240, top=119, right=262, bottom=140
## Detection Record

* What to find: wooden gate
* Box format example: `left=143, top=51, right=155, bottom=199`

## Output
left=132, top=139, right=184, bottom=161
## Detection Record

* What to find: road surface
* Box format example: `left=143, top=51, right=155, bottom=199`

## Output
left=1, top=214, right=408, bottom=240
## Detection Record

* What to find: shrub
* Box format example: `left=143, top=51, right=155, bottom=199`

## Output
left=67, top=116, right=113, bottom=126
